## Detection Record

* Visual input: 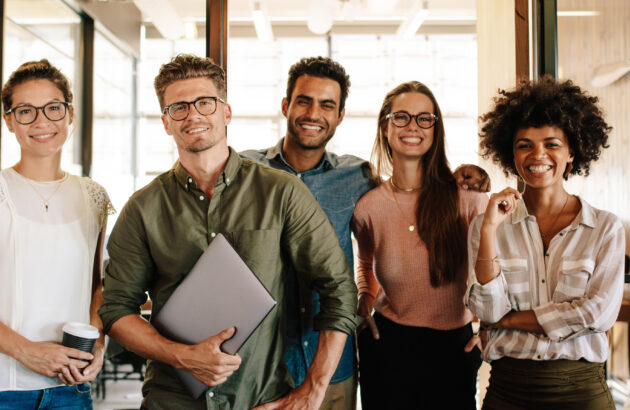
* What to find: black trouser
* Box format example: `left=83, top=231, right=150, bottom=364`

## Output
left=358, top=313, right=481, bottom=410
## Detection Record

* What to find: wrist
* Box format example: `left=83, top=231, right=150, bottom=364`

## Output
left=480, top=223, right=498, bottom=236
left=302, top=373, right=328, bottom=395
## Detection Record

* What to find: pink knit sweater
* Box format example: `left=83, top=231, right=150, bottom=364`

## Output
left=351, top=181, right=488, bottom=330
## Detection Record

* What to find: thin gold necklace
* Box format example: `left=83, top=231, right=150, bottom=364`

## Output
left=15, top=167, right=66, bottom=212
left=536, top=194, right=570, bottom=238
left=389, top=177, right=421, bottom=192
left=389, top=179, right=417, bottom=232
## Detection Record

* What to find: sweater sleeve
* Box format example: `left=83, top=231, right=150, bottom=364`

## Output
left=350, top=198, right=380, bottom=299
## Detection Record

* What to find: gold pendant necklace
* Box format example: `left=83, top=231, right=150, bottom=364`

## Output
left=538, top=194, right=570, bottom=238
left=21, top=172, right=66, bottom=212
left=389, top=179, right=417, bottom=232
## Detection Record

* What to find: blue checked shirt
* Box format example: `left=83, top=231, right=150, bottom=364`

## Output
left=241, top=138, right=376, bottom=385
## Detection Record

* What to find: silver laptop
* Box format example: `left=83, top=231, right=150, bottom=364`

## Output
left=153, top=233, right=277, bottom=399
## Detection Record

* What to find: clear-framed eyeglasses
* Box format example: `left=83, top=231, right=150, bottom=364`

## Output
left=6, top=101, right=72, bottom=125
left=386, top=111, right=438, bottom=129
left=163, top=96, right=225, bottom=121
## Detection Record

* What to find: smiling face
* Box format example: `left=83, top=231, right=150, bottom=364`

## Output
left=282, top=75, right=345, bottom=151
left=161, top=77, right=231, bottom=155
left=3, top=79, right=72, bottom=160
left=384, top=92, right=435, bottom=161
left=513, top=125, right=574, bottom=191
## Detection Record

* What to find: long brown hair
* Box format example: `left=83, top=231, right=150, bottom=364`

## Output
left=372, top=81, right=466, bottom=287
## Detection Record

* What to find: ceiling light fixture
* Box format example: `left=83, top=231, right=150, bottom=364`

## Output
left=396, top=0, right=429, bottom=40
left=307, top=0, right=334, bottom=35
left=134, top=0, right=184, bottom=39
left=251, top=0, right=273, bottom=42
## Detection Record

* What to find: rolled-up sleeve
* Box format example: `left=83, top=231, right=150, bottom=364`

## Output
left=98, top=201, right=153, bottom=333
left=281, top=181, right=360, bottom=335
left=533, top=219, right=625, bottom=342
left=465, top=215, right=512, bottom=323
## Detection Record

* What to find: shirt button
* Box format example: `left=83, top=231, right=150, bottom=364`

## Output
left=199, top=195, right=205, bottom=201
left=537, top=355, right=541, bottom=359
left=545, top=253, right=549, bottom=257
left=297, top=173, right=302, bottom=178
left=226, top=178, right=230, bottom=184
left=188, top=178, right=193, bottom=183
left=208, top=392, right=214, bottom=398
left=303, top=341, right=308, bottom=347
left=300, top=307, right=306, bottom=313
left=541, top=279, right=545, bottom=283
left=211, top=232, right=216, bottom=238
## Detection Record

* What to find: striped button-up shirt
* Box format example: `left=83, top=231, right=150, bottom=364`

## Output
left=466, top=197, right=625, bottom=363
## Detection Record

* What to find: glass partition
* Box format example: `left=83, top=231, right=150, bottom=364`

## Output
left=1, top=0, right=80, bottom=173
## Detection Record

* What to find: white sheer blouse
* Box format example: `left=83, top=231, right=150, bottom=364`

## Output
left=0, top=168, right=113, bottom=391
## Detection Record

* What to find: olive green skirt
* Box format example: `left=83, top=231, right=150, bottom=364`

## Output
left=482, top=357, right=614, bottom=410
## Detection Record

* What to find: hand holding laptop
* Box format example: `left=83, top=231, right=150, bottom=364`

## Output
left=174, top=326, right=242, bottom=386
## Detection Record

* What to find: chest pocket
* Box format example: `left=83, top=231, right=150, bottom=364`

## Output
left=553, top=259, right=594, bottom=302
left=226, top=229, right=281, bottom=293
left=500, top=258, right=531, bottom=311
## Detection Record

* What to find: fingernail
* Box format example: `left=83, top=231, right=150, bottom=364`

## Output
left=84, top=369, right=91, bottom=375
left=462, top=184, right=468, bottom=189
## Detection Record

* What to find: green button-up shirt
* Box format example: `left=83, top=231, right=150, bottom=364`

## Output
left=99, top=148, right=359, bottom=410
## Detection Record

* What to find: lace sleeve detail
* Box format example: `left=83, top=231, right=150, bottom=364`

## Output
left=0, top=182, right=6, bottom=204
left=83, top=178, right=116, bottom=230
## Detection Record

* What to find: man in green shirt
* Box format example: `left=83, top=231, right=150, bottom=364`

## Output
left=98, top=54, right=359, bottom=410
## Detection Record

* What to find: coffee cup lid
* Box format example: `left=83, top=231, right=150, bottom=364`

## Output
left=62, top=322, right=100, bottom=339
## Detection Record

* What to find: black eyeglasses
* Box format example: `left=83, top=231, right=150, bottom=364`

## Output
left=386, top=111, right=438, bottom=129
left=6, top=101, right=72, bottom=125
left=163, top=96, right=225, bottom=121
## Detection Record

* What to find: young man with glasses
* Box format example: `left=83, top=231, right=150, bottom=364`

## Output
left=98, top=54, right=359, bottom=410
left=241, top=57, right=490, bottom=410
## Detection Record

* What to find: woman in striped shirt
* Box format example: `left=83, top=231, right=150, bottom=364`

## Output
left=467, top=75, right=624, bottom=410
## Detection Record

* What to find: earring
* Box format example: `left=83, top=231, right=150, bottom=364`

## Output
left=563, top=163, right=573, bottom=180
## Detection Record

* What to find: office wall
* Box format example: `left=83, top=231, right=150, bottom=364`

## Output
left=557, top=0, right=630, bottom=252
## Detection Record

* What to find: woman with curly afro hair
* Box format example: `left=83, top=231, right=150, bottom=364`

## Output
left=466, top=76, right=625, bottom=410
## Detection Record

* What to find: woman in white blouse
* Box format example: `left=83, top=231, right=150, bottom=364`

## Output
left=0, top=60, right=112, bottom=409
left=467, top=76, right=624, bottom=410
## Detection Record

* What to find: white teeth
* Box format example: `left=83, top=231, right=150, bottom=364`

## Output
left=528, top=165, right=551, bottom=173
left=31, top=133, right=55, bottom=139
left=401, top=137, right=421, bottom=143
left=301, top=124, right=322, bottom=130
left=186, top=128, right=207, bottom=134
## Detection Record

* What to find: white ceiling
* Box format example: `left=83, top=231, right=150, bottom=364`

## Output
left=162, top=0, right=477, bottom=23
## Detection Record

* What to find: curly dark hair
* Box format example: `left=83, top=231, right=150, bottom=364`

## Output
left=479, top=75, right=611, bottom=177
left=286, top=57, right=350, bottom=114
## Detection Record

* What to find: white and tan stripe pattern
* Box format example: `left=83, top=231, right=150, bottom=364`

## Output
left=466, top=197, right=625, bottom=363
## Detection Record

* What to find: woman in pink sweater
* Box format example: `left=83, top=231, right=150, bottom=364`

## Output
left=351, top=81, right=488, bottom=409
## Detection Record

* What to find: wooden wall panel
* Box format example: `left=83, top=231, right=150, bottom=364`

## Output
left=476, top=0, right=518, bottom=191
left=557, top=0, right=630, bottom=253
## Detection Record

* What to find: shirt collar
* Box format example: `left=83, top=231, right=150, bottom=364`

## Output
left=265, top=137, right=335, bottom=172
left=173, top=147, right=241, bottom=191
left=510, top=195, right=596, bottom=229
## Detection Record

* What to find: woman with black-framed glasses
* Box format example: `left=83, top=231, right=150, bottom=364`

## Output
left=350, top=81, right=488, bottom=409
left=0, top=59, right=113, bottom=409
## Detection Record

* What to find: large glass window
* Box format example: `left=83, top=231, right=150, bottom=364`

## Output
left=1, top=0, right=80, bottom=172
left=226, top=3, right=479, bottom=168
left=91, top=31, right=135, bottom=233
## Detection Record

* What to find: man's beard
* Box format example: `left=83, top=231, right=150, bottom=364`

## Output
left=286, top=122, right=334, bottom=150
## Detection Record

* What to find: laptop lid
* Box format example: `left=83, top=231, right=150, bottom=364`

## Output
left=153, top=233, right=277, bottom=398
